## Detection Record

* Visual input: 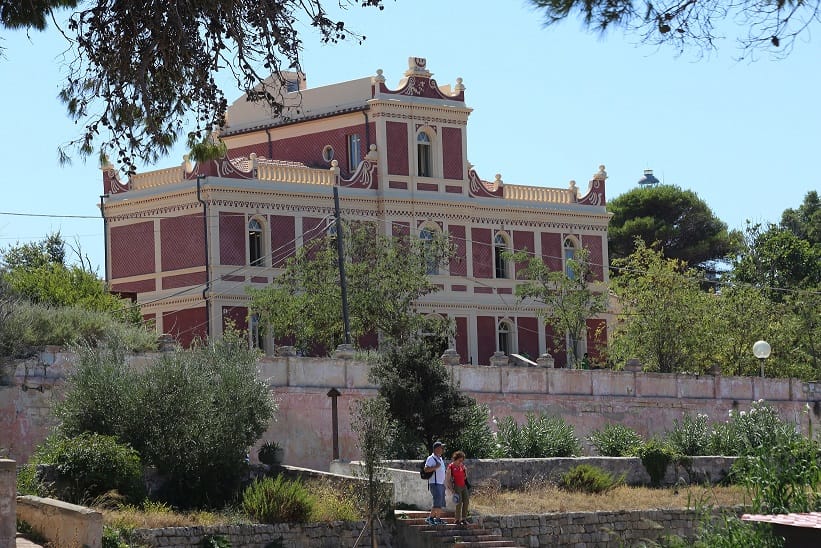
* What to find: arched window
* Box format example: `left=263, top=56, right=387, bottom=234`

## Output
left=563, top=237, right=576, bottom=278
left=498, top=321, right=512, bottom=355
left=248, top=218, right=264, bottom=266
left=420, top=226, right=439, bottom=275
left=494, top=233, right=509, bottom=279
left=417, top=131, right=432, bottom=177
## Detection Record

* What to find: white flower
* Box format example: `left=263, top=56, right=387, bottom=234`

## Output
left=739, top=411, right=746, bottom=417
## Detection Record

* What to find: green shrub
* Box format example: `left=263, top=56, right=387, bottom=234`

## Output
left=495, top=413, right=580, bottom=458
left=559, top=464, right=624, bottom=494
left=55, top=331, right=276, bottom=507
left=45, top=433, right=145, bottom=504
left=450, top=402, right=500, bottom=459
left=0, top=299, right=156, bottom=359
left=731, top=430, right=821, bottom=514
left=242, top=476, right=314, bottom=524
left=201, top=535, right=231, bottom=548
left=636, top=439, right=675, bottom=487
left=709, top=400, right=800, bottom=456
left=587, top=424, right=644, bottom=456
left=258, top=442, right=282, bottom=466
left=666, top=413, right=712, bottom=456
left=102, top=526, right=130, bottom=548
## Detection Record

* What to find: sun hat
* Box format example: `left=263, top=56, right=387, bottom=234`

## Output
left=433, top=440, right=445, bottom=448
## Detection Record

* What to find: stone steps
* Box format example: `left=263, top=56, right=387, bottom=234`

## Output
left=395, top=511, right=517, bottom=547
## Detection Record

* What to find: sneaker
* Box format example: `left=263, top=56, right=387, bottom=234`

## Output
left=424, top=517, right=436, bottom=526
left=434, top=517, right=446, bottom=525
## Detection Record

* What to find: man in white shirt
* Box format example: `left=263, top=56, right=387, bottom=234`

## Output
left=423, top=440, right=447, bottom=525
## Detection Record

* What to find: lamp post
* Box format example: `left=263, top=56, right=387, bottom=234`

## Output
left=752, top=340, right=771, bottom=378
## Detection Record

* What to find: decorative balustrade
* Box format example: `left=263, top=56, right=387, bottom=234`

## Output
left=130, top=166, right=185, bottom=191
left=504, top=184, right=575, bottom=204
left=255, top=162, right=335, bottom=186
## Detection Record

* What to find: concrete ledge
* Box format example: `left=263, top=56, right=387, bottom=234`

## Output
left=16, top=495, right=102, bottom=548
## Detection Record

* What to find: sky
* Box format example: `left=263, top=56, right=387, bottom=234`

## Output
left=0, top=1, right=818, bottom=273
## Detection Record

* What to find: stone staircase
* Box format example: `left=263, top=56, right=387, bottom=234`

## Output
left=395, top=511, right=518, bottom=547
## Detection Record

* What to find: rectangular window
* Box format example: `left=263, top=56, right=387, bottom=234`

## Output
left=347, top=134, right=361, bottom=171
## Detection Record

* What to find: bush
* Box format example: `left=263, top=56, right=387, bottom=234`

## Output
left=258, top=442, right=282, bottom=466
left=307, top=480, right=361, bottom=522
left=242, top=476, right=314, bottom=523
left=0, top=300, right=156, bottom=358
left=587, top=424, right=644, bottom=456
left=495, top=413, right=580, bottom=458
left=731, top=430, right=821, bottom=514
left=54, top=331, right=277, bottom=507
left=450, top=402, right=500, bottom=459
left=709, top=400, right=800, bottom=457
left=666, top=413, right=712, bottom=456
left=636, top=439, right=676, bottom=487
left=559, top=464, right=624, bottom=494
left=27, top=433, right=145, bottom=504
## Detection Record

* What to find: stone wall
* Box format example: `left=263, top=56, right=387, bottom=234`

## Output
left=16, top=495, right=102, bottom=548
left=0, top=460, right=15, bottom=548
left=131, top=520, right=396, bottom=547
left=3, top=351, right=820, bottom=470
left=476, top=508, right=733, bottom=547
left=383, top=456, right=737, bottom=489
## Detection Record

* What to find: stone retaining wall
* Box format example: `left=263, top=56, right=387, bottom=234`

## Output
left=131, top=521, right=396, bottom=547
left=4, top=350, right=820, bottom=470
left=384, top=456, right=738, bottom=489
left=476, top=508, right=733, bottom=547
left=0, top=460, right=15, bottom=548
left=16, top=495, right=102, bottom=548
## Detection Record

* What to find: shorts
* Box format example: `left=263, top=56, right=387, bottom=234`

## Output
left=429, top=483, right=445, bottom=508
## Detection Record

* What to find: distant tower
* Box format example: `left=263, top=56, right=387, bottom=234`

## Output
left=638, top=169, right=660, bottom=186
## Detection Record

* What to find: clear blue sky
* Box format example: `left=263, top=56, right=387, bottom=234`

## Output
left=1, top=1, right=818, bottom=273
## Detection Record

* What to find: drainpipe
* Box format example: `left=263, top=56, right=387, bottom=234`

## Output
left=197, top=176, right=211, bottom=339
left=265, top=128, right=273, bottom=159
left=99, top=194, right=109, bottom=284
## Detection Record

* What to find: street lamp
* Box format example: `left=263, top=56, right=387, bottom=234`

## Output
left=752, top=340, right=771, bottom=378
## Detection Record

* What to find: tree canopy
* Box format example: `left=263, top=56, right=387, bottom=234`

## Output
left=368, top=338, right=474, bottom=456
left=1, top=0, right=385, bottom=172
left=248, top=223, right=453, bottom=353
left=513, top=247, right=608, bottom=367
left=607, top=184, right=733, bottom=270
left=528, top=0, right=820, bottom=57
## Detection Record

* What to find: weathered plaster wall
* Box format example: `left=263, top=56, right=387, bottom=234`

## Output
left=3, top=351, right=820, bottom=470
left=16, top=495, right=102, bottom=548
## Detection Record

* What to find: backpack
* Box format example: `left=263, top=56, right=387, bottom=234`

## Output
left=419, top=459, right=433, bottom=480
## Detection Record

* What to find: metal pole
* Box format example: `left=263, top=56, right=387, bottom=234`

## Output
left=327, top=388, right=341, bottom=460
left=760, top=357, right=765, bottom=378
left=333, top=184, right=352, bottom=345
left=197, top=176, right=211, bottom=339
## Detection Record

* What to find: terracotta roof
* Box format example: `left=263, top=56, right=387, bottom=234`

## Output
left=741, top=512, right=821, bottom=528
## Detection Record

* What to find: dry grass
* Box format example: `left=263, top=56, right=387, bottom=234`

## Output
left=470, top=480, right=749, bottom=515
left=101, top=502, right=247, bottom=530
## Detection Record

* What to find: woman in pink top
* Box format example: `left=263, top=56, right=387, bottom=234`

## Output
left=446, top=450, right=470, bottom=525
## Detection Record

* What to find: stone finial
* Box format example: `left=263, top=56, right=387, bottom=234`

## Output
left=372, top=68, right=386, bottom=85
left=593, top=165, right=608, bottom=181
left=277, top=345, right=297, bottom=357
left=537, top=352, right=555, bottom=368
left=455, top=77, right=465, bottom=92
left=441, top=348, right=461, bottom=366
left=365, top=143, right=378, bottom=161
left=404, top=56, right=431, bottom=78
left=494, top=173, right=503, bottom=187
left=334, top=344, right=355, bottom=359
left=625, top=358, right=642, bottom=372
left=489, top=351, right=509, bottom=367
left=329, top=159, right=340, bottom=176
left=249, top=152, right=258, bottom=176
left=569, top=180, right=578, bottom=198
left=183, top=154, right=195, bottom=175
